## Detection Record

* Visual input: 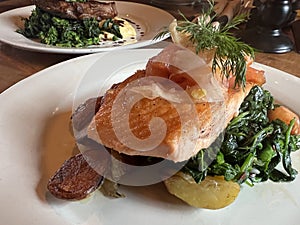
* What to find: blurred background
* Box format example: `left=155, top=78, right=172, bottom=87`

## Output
left=0, top=0, right=299, bottom=53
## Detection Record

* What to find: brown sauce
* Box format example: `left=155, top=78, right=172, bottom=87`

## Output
left=41, top=111, right=79, bottom=176
left=37, top=111, right=78, bottom=201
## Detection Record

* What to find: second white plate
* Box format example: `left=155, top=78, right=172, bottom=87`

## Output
left=0, top=1, right=174, bottom=54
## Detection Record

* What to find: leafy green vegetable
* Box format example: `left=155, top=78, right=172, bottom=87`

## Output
left=183, top=86, right=300, bottom=185
left=100, top=18, right=122, bottom=39
left=17, top=7, right=122, bottom=47
left=100, top=179, right=125, bottom=198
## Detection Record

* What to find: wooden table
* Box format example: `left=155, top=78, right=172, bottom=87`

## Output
left=1, top=0, right=300, bottom=93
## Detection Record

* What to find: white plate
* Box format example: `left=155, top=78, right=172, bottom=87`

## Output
left=0, top=2, right=174, bottom=54
left=0, top=48, right=300, bottom=225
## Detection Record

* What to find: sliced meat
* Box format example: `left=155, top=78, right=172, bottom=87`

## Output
left=47, top=151, right=104, bottom=200
left=33, top=0, right=118, bottom=20
left=72, top=97, right=102, bottom=132
left=87, top=45, right=266, bottom=162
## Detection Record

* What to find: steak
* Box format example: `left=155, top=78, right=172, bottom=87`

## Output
left=33, top=0, right=118, bottom=20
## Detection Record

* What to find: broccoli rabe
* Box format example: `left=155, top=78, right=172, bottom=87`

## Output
left=17, top=7, right=122, bottom=47
left=183, top=86, right=300, bottom=185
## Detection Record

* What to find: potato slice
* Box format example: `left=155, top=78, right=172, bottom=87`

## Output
left=164, top=172, right=240, bottom=209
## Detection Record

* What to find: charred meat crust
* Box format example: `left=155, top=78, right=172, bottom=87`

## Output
left=33, top=0, right=118, bottom=20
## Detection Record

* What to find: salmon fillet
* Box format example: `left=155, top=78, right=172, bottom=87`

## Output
left=87, top=45, right=265, bottom=162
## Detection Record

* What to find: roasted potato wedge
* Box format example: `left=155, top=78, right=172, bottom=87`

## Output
left=164, top=172, right=240, bottom=209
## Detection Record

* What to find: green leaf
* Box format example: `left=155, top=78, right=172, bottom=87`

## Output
left=182, top=85, right=300, bottom=185
left=17, top=7, right=123, bottom=47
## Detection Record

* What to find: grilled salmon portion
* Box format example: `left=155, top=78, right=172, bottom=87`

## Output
left=87, top=45, right=265, bottom=162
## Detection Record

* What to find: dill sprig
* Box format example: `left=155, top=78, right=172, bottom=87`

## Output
left=155, top=2, right=255, bottom=88
left=177, top=12, right=254, bottom=88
